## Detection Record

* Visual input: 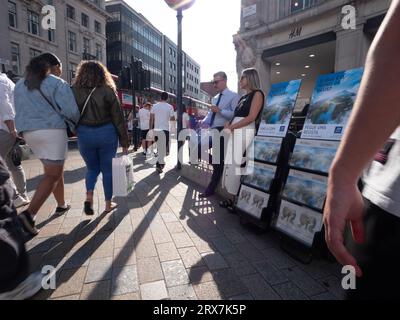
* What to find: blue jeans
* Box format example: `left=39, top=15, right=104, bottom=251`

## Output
left=77, top=123, right=118, bottom=201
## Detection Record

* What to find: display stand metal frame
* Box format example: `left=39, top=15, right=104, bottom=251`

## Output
left=235, top=132, right=297, bottom=231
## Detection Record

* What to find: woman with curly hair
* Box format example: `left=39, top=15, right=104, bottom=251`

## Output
left=72, top=61, right=129, bottom=215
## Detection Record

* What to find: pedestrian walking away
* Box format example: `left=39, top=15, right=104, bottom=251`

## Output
left=72, top=61, right=129, bottom=215
left=14, top=53, right=80, bottom=236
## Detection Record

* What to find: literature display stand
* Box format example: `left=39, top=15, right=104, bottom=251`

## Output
left=274, top=68, right=364, bottom=263
left=234, top=80, right=302, bottom=230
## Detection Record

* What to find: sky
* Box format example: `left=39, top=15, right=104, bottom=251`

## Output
left=124, top=0, right=242, bottom=89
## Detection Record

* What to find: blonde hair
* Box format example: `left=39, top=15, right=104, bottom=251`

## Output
left=73, top=60, right=116, bottom=90
left=242, top=68, right=261, bottom=91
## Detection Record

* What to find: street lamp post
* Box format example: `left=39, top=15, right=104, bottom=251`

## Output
left=164, top=0, right=196, bottom=170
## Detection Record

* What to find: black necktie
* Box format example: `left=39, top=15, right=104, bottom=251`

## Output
left=209, top=93, right=223, bottom=127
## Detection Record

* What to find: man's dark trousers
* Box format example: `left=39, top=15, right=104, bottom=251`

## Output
left=156, top=130, right=170, bottom=169
left=200, top=126, right=225, bottom=195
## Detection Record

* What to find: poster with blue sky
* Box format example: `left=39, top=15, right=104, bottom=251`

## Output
left=301, top=68, right=364, bottom=140
left=257, top=80, right=302, bottom=137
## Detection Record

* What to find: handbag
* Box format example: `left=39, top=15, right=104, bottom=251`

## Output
left=10, top=142, right=22, bottom=167
left=19, top=143, right=31, bottom=161
left=37, top=87, right=96, bottom=137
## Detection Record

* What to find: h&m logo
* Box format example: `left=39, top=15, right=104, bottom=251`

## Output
left=289, top=27, right=302, bottom=39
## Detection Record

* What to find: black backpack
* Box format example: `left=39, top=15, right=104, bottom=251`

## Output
left=0, top=157, right=29, bottom=293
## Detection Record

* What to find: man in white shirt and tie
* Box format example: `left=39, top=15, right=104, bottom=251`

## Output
left=198, top=71, right=240, bottom=198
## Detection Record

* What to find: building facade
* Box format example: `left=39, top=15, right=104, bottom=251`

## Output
left=163, top=35, right=178, bottom=95
left=199, top=88, right=211, bottom=104
left=0, top=0, right=108, bottom=82
left=184, top=52, right=201, bottom=100
left=163, top=36, right=201, bottom=100
left=235, top=0, right=391, bottom=109
left=200, top=81, right=217, bottom=102
left=105, top=0, right=201, bottom=98
left=106, top=0, right=163, bottom=89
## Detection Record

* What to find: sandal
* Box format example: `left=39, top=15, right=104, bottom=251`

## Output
left=104, top=202, right=118, bottom=213
left=84, top=201, right=94, bottom=216
left=54, top=204, right=71, bottom=216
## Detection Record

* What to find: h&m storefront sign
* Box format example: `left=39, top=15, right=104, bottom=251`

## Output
left=289, top=26, right=303, bottom=39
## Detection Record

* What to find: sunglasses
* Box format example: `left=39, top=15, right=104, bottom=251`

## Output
left=213, top=79, right=224, bottom=85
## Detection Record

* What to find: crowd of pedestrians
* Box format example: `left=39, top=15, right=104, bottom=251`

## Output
left=0, top=53, right=129, bottom=299
left=1, top=0, right=399, bottom=299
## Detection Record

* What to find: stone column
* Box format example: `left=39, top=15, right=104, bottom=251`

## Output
left=253, top=51, right=271, bottom=95
left=234, top=35, right=271, bottom=94
left=335, top=22, right=369, bottom=72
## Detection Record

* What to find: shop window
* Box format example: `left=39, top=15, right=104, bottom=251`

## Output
left=290, top=0, right=313, bottom=14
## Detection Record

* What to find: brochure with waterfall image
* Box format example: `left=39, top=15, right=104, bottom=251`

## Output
left=248, top=136, right=282, bottom=164
left=301, top=68, right=364, bottom=140
left=258, top=80, right=302, bottom=137
left=282, top=169, right=327, bottom=210
left=289, top=139, right=340, bottom=173
left=242, top=161, right=276, bottom=192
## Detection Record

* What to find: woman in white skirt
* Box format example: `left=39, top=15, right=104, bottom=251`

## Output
left=14, top=53, right=80, bottom=236
left=221, top=68, right=265, bottom=209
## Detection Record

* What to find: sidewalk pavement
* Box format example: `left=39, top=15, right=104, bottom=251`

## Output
left=21, top=140, right=344, bottom=300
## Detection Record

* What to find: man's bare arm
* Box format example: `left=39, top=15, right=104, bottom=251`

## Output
left=4, top=120, right=17, bottom=137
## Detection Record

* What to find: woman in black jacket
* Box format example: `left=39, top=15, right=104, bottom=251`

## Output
left=72, top=61, right=129, bottom=215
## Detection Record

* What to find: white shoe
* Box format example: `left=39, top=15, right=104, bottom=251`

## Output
left=14, top=195, right=31, bottom=208
left=0, top=272, right=43, bottom=300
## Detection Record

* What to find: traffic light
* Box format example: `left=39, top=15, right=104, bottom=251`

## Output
left=119, top=59, right=151, bottom=91
left=136, top=69, right=144, bottom=91
left=131, top=59, right=151, bottom=91
left=131, top=60, right=139, bottom=91
left=118, top=66, right=131, bottom=90
left=143, top=70, right=151, bottom=90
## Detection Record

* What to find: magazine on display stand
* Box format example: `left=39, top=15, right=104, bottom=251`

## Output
left=301, top=68, right=364, bottom=141
left=258, top=80, right=302, bottom=137
left=275, top=200, right=324, bottom=247
left=289, top=139, right=340, bottom=174
left=242, top=161, right=277, bottom=193
left=281, top=169, right=327, bottom=211
left=236, top=185, right=270, bottom=220
left=248, top=136, right=283, bottom=164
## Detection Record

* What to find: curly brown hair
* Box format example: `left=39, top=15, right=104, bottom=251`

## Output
left=73, top=60, right=116, bottom=90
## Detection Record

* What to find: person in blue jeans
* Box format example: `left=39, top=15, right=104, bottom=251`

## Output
left=72, top=61, right=129, bottom=215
